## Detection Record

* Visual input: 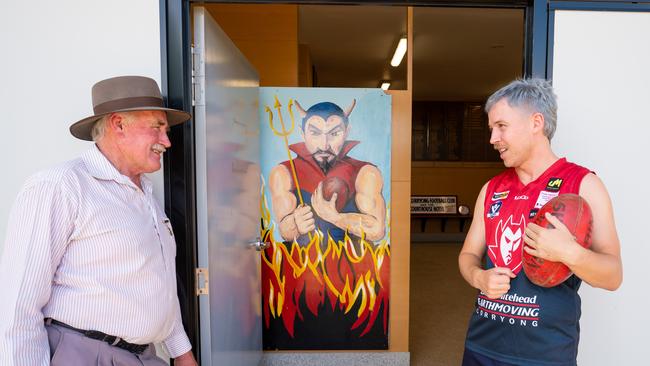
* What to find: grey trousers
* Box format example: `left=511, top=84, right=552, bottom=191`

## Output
left=46, top=323, right=168, bottom=366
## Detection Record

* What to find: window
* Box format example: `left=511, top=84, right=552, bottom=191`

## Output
left=412, top=101, right=499, bottom=162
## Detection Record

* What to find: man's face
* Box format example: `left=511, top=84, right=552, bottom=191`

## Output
left=117, top=110, right=171, bottom=176
left=488, top=99, right=536, bottom=168
left=301, top=114, right=349, bottom=170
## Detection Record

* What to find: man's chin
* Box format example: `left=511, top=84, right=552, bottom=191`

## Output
left=144, top=162, right=162, bottom=173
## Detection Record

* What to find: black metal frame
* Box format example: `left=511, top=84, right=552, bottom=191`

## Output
left=160, top=0, right=198, bottom=359
left=157, top=0, right=551, bottom=361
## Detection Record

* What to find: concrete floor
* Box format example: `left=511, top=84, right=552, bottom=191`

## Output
left=409, top=243, right=477, bottom=366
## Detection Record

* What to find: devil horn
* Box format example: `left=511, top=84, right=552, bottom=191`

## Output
left=294, top=100, right=307, bottom=118
left=344, top=99, right=356, bottom=118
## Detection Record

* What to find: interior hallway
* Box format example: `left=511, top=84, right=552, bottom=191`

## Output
left=409, top=243, right=477, bottom=366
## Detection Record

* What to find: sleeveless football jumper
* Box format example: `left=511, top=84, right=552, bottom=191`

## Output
left=465, top=158, right=591, bottom=366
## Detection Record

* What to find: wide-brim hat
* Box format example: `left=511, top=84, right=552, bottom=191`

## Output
left=70, top=75, right=191, bottom=141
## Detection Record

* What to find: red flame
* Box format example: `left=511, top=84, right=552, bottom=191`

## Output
left=261, top=227, right=390, bottom=338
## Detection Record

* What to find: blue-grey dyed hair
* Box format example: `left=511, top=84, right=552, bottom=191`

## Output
left=485, top=78, right=558, bottom=140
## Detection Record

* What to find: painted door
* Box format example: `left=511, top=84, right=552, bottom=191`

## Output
left=193, top=6, right=263, bottom=366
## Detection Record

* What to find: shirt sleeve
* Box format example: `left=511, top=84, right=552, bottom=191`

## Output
left=0, top=177, right=76, bottom=366
left=162, top=302, right=192, bottom=358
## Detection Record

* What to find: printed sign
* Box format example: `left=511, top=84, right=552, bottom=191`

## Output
left=411, top=195, right=457, bottom=214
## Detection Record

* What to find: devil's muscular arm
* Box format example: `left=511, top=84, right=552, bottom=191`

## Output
left=269, top=164, right=314, bottom=241
left=312, top=165, right=386, bottom=241
left=459, top=183, right=515, bottom=299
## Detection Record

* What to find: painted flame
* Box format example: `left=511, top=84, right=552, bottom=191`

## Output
left=260, top=179, right=390, bottom=338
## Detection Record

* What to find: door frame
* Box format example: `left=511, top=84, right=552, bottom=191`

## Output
left=160, top=0, right=539, bottom=361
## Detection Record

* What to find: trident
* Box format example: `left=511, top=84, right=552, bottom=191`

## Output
left=266, top=96, right=316, bottom=241
left=266, top=95, right=305, bottom=205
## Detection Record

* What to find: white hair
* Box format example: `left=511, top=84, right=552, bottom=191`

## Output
left=91, top=112, right=137, bottom=142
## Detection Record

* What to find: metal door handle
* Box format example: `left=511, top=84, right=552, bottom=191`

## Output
left=249, top=237, right=269, bottom=251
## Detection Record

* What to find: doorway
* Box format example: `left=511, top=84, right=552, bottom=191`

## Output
left=409, top=6, right=523, bottom=365
left=162, top=2, right=527, bottom=365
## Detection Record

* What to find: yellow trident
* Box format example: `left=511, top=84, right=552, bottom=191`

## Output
left=265, top=95, right=305, bottom=206
left=266, top=96, right=315, bottom=241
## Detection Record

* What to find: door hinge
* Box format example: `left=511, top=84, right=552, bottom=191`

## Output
left=191, top=45, right=205, bottom=107
left=195, top=267, right=209, bottom=296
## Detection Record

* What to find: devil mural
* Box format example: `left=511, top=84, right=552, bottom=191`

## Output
left=268, top=99, right=386, bottom=252
left=260, top=90, right=392, bottom=350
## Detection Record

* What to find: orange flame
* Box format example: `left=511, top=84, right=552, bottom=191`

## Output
left=260, top=181, right=390, bottom=338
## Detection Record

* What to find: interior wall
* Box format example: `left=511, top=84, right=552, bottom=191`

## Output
left=552, top=9, right=649, bottom=365
left=411, top=163, right=504, bottom=211
left=205, top=4, right=299, bottom=86
left=388, top=90, right=412, bottom=352
left=298, top=44, right=314, bottom=87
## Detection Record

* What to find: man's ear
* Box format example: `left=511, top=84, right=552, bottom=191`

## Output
left=531, top=112, right=545, bottom=134
left=107, top=113, right=123, bottom=132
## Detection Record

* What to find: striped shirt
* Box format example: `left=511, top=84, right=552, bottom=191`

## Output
left=0, top=145, right=191, bottom=365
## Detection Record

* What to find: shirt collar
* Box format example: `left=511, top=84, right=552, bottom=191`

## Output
left=81, top=144, right=152, bottom=192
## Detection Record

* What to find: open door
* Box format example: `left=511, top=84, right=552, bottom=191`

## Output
left=193, top=6, right=263, bottom=366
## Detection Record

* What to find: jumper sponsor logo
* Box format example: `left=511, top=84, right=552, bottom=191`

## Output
left=476, top=292, right=540, bottom=327
left=514, top=195, right=528, bottom=200
left=529, top=208, right=539, bottom=219
left=534, top=190, right=559, bottom=208
left=492, top=191, right=509, bottom=201
left=546, top=178, right=563, bottom=191
left=487, top=201, right=503, bottom=219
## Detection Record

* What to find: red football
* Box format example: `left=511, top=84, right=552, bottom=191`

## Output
left=321, top=176, right=350, bottom=212
left=523, top=194, right=593, bottom=287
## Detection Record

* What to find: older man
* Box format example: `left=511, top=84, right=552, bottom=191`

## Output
left=458, top=78, right=622, bottom=366
left=0, top=76, right=197, bottom=366
left=268, top=100, right=386, bottom=250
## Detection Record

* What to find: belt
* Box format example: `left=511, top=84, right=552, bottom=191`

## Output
left=45, top=318, right=149, bottom=355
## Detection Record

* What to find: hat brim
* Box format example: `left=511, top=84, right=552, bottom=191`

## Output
left=69, top=107, right=191, bottom=141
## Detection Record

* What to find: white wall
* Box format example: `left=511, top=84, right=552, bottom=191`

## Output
left=552, top=10, right=650, bottom=365
left=0, top=0, right=165, bottom=256
left=1, top=0, right=170, bottom=361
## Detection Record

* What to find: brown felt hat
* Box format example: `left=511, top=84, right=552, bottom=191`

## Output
left=69, top=76, right=191, bottom=141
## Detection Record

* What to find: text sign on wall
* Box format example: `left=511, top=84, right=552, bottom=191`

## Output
left=411, top=195, right=457, bottom=214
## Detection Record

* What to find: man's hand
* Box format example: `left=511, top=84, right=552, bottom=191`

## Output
left=473, top=267, right=516, bottom=299
left=524, top=212, right=581, bottom=265
left=311, top=182, right=340, bottom=223
left=174, top=351, right=198, bottom=366
left=293, top=204, right=315, bottom=235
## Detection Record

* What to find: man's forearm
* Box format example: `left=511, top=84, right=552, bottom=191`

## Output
left=567, top=246, right=622, bottom=290
left=459, top=252, right=483, bottom=289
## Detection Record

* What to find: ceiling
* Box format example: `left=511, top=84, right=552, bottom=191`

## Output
left=299, top=5, right=524, bottom=101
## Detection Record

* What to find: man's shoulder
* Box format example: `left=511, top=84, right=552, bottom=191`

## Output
left=24, top=156, right=87, bottom=189
left=563, top=159, right=592, bottom=174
